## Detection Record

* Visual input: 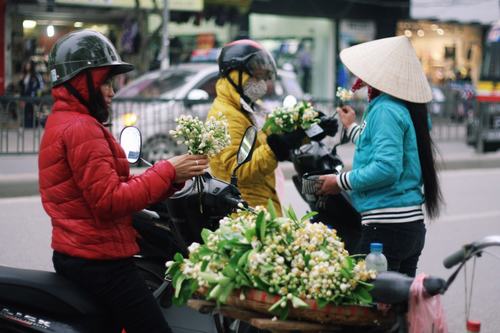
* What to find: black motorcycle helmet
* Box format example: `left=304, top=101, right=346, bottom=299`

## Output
left=48, top=29, right=133, bottom=87
left=48, top=30, right=134, bottom=123
left=218, top=39, right=277, bottom=104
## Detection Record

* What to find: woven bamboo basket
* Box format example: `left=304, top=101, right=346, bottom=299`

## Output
left=218, top=289, right=396, bottom=327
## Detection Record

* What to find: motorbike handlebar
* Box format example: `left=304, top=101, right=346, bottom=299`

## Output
left=443, top=247, right=467, bottom=269
left=443, top=235, right=500, bottom=269
left=222, top=195, right=246, bottom=210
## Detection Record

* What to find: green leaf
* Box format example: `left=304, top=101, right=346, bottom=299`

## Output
left=316, top=298, right=329, bottom=309
left=200, top=260, right=209, bottom=272
left=358, top=280, right=374, bottom=289
left=197, top=245, right=211, bottom=257
left=279, top=304, right=290, bottom=320
left=237, top=250, right=251, bottom=269
left=291, top=296, right=309, bottom=309
left=256, top=211, right=266, bottom=242
left=286, top=206, right=298, bottom=222
left=244, top=228, right=256, bottom=242
left=301, top=211, right=318, bottom=222
left=303, top=253, right=311, bottom=266
left=237, top=271, right=252, bottom=287
left=166, top=262, right=179, bottom=277
left=340, top=267, right=352, bottom=279
left=208, top=284, right=223, bottom=300
left=219, top=282, right=235, bottom=303
left=174, top=252, right=184, bottom=263
left=218, top=276, right=231, bottom=287
left=174, top=275, right=186, bottom=298
left=222, top=265, right=237, bottom=279
left=267, top=199, right=277, bottom=219
left=252, top=275, right=270, bottom=290
left=177, top=279, right=197, bottom=305
left=268, top=297, right=286, bottom=312
left=201, top=229, right=212, bottom=244
left=262, top=121, right=270, bottom=132
left=343, top=257, right=355, bottom=271
left=355, top=286, right=373, bottom=305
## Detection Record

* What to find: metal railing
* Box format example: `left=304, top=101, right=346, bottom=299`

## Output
left=0, top=96, right=467, bottom=155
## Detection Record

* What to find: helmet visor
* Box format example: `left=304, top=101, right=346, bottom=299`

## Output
left=246, top=49, right=277, bottom=81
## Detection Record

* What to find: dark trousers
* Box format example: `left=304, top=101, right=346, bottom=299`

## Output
left=355, top=221, right=426, bottom=277
left=53, top=251, right=172, bottom=333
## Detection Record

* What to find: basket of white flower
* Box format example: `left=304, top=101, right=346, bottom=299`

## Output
left=166, top=201, right=395, bottom=327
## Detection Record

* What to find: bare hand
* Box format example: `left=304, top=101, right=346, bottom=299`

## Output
left=168, top=154, right=209, bottom=183
left=317, top=174, right=341, bottom=195
left=337, top=105, right=356, bottom=129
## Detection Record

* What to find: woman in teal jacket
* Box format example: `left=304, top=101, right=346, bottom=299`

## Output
left=318, top=36, right=442, bottom=277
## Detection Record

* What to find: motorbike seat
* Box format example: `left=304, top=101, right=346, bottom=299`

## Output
left=0, top=265, right=107, bottom=316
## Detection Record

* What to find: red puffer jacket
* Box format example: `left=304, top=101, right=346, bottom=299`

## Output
left=39, top=67, right=180, bottom=259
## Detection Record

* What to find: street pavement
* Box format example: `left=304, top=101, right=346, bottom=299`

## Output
left=2, top=140, right=500, bottom=198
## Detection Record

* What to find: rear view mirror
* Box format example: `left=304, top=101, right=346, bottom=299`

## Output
left=283, top=95, right=298, bottom=108
left=231, top=126, right=258, bottom=186
left=119, top=126, right=142, bottom=164
left=186, top=89, right=209, bottom=102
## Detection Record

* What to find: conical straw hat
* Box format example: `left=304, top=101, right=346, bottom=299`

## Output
left=340, top=36, right=432, bottom=103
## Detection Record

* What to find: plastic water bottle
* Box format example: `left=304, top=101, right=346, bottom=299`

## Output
left=365, top=243, right=388, bottom=273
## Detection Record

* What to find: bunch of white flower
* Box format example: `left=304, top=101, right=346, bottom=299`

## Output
left=169, top=113, right=231, bottom=157
left=263, top=101, right=320, bottom=134
left=166, top=201, right=375, bottom=319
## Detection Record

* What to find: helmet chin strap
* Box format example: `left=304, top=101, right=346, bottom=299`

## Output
left=226, top=70, right=254, bottom=107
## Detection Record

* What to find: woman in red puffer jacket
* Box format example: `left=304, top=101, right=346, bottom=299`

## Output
left=39, top=30, right=208, bottom=333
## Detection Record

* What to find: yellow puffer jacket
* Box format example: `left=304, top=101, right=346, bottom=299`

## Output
left=207, top=71, right=281, bottom=213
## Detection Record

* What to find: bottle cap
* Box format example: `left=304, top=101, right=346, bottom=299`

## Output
left=370, top=243, right=383, bottom=252
left=466, top=320, right=481, bottom=332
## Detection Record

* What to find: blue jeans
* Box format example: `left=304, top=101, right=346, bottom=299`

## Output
left=355, top=221, right=426, bottom=277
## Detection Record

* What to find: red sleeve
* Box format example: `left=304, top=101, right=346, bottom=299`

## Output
left=64, top=118, right=178, bottom=221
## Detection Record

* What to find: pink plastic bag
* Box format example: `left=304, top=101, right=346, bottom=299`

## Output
left=407, top=273, right=448, bottom=333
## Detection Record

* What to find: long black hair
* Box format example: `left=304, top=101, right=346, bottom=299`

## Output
left=406, top=102, right=443, bottom=219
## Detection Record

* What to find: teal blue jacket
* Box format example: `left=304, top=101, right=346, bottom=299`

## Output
left=336, top=94, right=425, bottom=224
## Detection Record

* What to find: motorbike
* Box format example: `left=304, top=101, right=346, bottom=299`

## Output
left=290, top=123, right=362, bottom=253
left=0, top=125, right=258, bottom=333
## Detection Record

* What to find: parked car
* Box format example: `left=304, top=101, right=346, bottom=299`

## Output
left=112, top=62, right=304, bottom=162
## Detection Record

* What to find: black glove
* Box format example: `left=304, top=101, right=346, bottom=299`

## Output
left=309, top=116, right=339, bottom=141
left=267, top=129, right=306, bottom=161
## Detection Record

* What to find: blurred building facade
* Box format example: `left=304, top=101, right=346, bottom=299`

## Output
left=1, top=0, right=411, bottom=98
left=1, top=0, right=495, bottom=98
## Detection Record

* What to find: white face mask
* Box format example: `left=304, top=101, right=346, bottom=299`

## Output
left=243, top=78, right=267, bottom=102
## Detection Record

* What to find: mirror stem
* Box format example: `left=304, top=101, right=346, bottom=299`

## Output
left=230, top=175, right=238, bottom=187
left=230, top=165, right=241, bottom=187
left=141, top=158, right=153, bottom=167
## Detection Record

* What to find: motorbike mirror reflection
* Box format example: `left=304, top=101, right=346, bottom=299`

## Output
left=231, top=126, right=258, bottom=186
left=119, top=126, right=142, bottom=164
left=283, top=95, right=297, bottom=108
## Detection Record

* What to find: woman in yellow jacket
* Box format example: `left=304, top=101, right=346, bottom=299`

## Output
left=207, top=40, right=306, bottom=213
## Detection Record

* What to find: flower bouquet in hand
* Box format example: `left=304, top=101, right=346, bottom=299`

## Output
left=169, top=114, right=230, bottom=193
left=262, top=101, right=320, bottom=135
left=336, top=87, right=354, bottom=107
left=166, top=201, right=376, bottom=321
left=169, top=114, right=230, bottom=157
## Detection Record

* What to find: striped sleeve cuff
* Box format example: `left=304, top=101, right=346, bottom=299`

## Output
left=346, top=123, right=361, bottom=143
left=336, top=171, right=352, bottom=191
